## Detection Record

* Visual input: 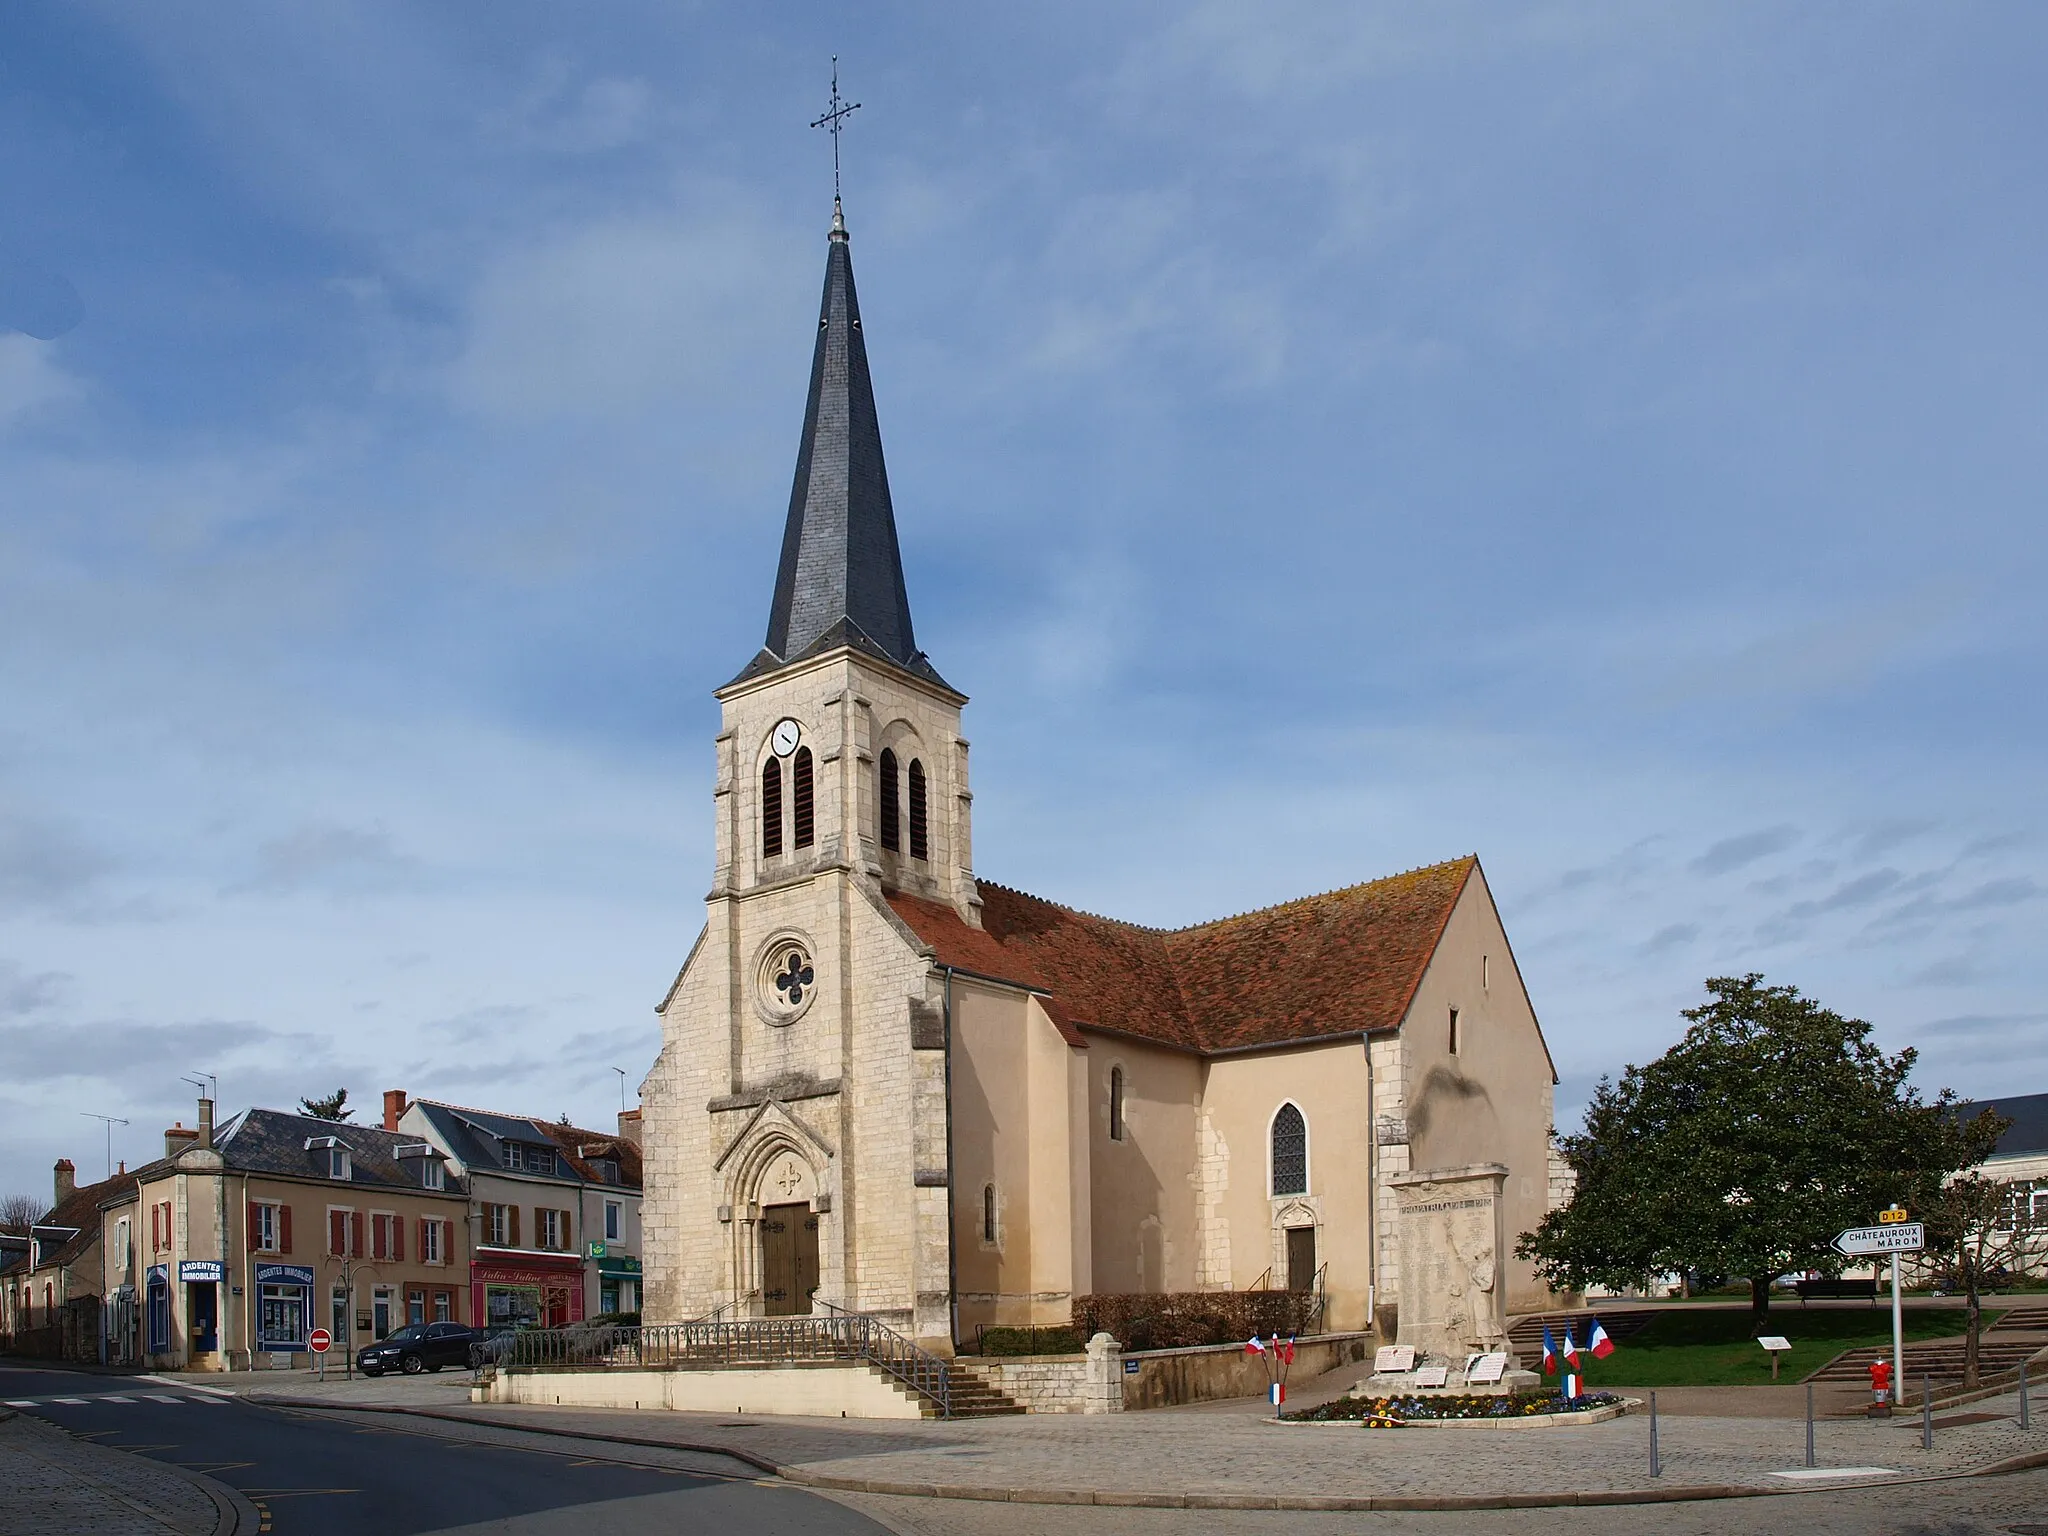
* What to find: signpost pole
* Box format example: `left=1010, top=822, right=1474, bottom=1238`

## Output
left=1891, top=1250, right=1903, bottom=1408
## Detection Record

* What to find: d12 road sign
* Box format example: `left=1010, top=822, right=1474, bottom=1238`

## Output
left=308, top=1327, right=333, bottom=1354
left=1833, top=1223, right=1925, bottom=1256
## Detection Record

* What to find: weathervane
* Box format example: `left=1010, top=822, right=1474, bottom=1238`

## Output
left=810, top=56, right=861, bottom=203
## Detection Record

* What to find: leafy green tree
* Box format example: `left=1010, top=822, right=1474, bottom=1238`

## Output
left=299, top=1088, right=352, bottom=1121
left=1518, top=975, right=1977, bottom=1324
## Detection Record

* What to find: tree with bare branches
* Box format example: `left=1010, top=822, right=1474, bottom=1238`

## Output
left=1921, top=1172, right=2041, bottom=1388
left=0, top=1193, right=50, bottom=1232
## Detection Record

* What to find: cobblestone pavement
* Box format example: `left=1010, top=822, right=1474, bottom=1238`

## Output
left=0, top=1410, right=224, bottom=1534
left=835, top=1464, right=2048, bottom=1535
left=362, top=1385, right=2041, bottom=1506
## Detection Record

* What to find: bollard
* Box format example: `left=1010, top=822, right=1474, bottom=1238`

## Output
left=1805, top=1381, right=1815, bottom=1468
left=1922, top=1374, right=1933, bottom=1451
left=2023, top=1361, right=2031, bottom=1432
left=1649, top=1389, right=1661, bottom=1477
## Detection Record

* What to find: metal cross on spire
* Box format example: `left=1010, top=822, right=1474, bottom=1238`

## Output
left=809, top=56, right=861, bottom=203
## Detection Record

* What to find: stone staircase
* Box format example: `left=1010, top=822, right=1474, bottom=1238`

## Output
left=873, top=1359, right=1026, bottom=1418
left=1808, top=1333, right=2045, bottom=1386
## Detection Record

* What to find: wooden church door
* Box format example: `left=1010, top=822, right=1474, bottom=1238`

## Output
left=1286, top=1226, right=1316, bottom=1292
left=761, top=1204, right=820, bottom=1316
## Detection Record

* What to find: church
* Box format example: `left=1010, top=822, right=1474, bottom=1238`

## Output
left=639, top=199, right=1563, bottom=1356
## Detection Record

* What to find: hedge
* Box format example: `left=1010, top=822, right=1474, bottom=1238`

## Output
left=1072, top=1291, right=1323, bottom=1351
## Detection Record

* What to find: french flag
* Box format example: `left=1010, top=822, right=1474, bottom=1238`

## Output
left=1562, top=1326, right=1580, bottom=1369
left=1244, top=1335, right=1266, bottom=1356
left=1541, top=1324, right=1559, bottom=1374
left=1588, top=1316, right=1615, bottom=1360
left=1270, top=1382, right=1286, bottom=1407
left=1563, top=1370, right=1581, bottom=1400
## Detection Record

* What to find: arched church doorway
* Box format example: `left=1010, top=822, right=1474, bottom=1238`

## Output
left=760, top=1205, right=819, bottom=1316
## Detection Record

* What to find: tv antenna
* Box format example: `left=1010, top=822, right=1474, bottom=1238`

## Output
left=611, top=1066, right=628, bottom=1114
left=810, top=56, right=861, bottom=203
left=80, top=1112, right=129, bottom=1180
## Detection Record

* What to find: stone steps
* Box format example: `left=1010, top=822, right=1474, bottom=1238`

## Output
left=871, top=1361, right=1027, bottom=1418
left=1809, top=1338, right=2043, bottom=1382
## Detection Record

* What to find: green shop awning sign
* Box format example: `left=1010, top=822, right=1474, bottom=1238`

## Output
left=586, top=1240, right=640, bottom=1275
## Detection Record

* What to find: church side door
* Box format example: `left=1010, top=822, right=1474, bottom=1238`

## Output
left=760, top=1204, right=819, bottom=1317
left=1286, top=1226, right=1316, bottom=1292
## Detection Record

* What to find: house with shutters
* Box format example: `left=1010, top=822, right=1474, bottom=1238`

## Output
left=101, top=1098, right=472, bottom=1370
left=0, top=1158, right=135, bottom=1362
left=384, top=1091, right=645, bottom=1328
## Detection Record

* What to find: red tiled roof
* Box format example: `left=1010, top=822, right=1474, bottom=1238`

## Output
left=886, top=856, right=1477, bottom=1055
left=28, top=1168, right=139, bottom=1271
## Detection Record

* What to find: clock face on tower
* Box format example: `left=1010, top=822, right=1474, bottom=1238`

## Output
left=771, top=719, right=802, bottom=758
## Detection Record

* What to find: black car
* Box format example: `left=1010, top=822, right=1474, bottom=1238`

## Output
left=356, top=1321, right=483, bottom=1375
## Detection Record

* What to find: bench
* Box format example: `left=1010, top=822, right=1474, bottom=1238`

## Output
left=1795, top=1278, right=1879, bottom=1303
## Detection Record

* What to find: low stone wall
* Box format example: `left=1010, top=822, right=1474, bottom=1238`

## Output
left=1123, top=1331, right=1373, bottom=1411
left=973, top=1333, right=1123, bottom=1413
left=488, top=1361, right=925, bottom=1419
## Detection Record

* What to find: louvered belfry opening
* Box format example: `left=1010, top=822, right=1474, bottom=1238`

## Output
left=762, top=758, right=784, bottom=859
left=1271, top=1104, right=1307, bottom=1195
left=907, top=758, right=928, bottom=861
left=879, top=748, right=900, bottom=852
left=792, top=747, right=816, bottom=850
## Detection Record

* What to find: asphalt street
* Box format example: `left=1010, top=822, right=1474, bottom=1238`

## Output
left=0, top=1364, right=890, bottom=1535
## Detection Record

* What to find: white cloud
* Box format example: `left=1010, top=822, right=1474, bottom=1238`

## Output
left=0, top=337, right=84, bottom=429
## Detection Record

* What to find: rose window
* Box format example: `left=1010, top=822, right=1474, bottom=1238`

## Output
left=774, top=947, right=815, bottom=1007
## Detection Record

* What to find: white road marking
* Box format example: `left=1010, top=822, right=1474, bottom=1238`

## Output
left=1772, top=1467, right=1899, bottom=1480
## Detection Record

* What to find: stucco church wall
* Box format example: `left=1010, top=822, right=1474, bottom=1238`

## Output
left=1199, top=1041, right=1373, bottom=1333
left=950, top=979, right=1035, bottom=1329
left=1084, top=1034, right=1201, bottom=1296
left=1399, top=869, right=1557, bottom=1315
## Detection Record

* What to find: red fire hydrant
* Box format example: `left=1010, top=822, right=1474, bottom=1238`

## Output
left=1867, top=1356, right=1894, bottom=1417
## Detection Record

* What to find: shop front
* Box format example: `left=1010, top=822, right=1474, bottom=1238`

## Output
left=471, top=1250, right=583, bottom=1333
left=178, top=1259, right=224, bottom=1362
left=588, top=1244, right=640, bottom=1316
left=254, top=1264, right=314, bottom=1359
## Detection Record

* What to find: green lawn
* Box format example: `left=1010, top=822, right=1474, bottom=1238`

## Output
left=1583, top=1305, right=1998, bottom=1388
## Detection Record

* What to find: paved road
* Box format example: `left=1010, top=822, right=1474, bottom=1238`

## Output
left=0, top=1365, right=889, bottom=1535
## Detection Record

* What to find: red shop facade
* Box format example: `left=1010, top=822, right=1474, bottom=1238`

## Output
left=470, top=1248, right=585, bottom=1331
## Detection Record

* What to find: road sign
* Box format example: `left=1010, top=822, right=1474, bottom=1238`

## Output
left=1834, top=1223, right=1924, bottom=1256
left=308, top=1327, right=332, bottom=1354
left=1879, top=1207, right=1911, bottom=1224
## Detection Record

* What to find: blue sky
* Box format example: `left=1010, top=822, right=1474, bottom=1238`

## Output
left=2, top=3, right=2043, bottom=1197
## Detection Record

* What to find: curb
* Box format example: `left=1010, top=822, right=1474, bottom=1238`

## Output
left=243, top=1393, right=2048, bottom=1512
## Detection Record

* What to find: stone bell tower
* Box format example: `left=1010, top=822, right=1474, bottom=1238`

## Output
left=640, top=199, right=976, bottom=1347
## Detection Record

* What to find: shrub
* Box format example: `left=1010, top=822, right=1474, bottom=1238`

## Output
left=1073, top=1292, right=1322, bottom=1351
left=979, top=1325, right=1085, bottom=1356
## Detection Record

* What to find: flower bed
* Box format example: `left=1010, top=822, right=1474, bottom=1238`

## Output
left=1286, top=1389, right=1623, bottom=1424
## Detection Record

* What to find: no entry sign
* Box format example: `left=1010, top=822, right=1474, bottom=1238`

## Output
left=308, top=1327, right=333, bottom=1354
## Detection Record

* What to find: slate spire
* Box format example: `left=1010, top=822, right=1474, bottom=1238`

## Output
left=734, top=200, right=948, bottom=691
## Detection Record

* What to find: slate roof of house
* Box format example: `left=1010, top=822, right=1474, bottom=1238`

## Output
left=26, top=1168, right=138, bottom=1270
left=1960, top=1091, right=2048, bottom=1158
left=887, top=855, right=1482, bottom=1056
left=727, top=202, right=951, bottom=694
left=212, top=1108, right=467, bottom=1195
left=411, top=1100, right=621, bottom=1189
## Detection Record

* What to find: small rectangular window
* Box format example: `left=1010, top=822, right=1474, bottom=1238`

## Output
left=605, top=1201, right=621, bottom=1242
left=1449, top=1006, right=1460, bottom=1055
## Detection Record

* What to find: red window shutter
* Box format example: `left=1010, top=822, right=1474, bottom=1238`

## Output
left=280, top=1205, right=293, bottom=1255
left=247, top=1203, right=262, bottom=1249
left=329, top=1210, right=345, bottom=1257
left=351, top=1210, right=364, bottom=1258
left=371, top=1216, right=386, bottom=1261
left=393, top=1214, right=404, bottom=1263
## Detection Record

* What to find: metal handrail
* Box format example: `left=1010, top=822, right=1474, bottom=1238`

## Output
left=499, top=1311, right=952, bottom=1417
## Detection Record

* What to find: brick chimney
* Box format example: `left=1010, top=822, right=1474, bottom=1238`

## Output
left=165, top=1122, right=199, bottom=1159
left=53, top=1159, right=75, bottom=1205
left=383, top=1089, right=409, bottom=1132
left=616, top=1108, right=642, bottom=1148
left=197, top=1098, right=214, bottom=1151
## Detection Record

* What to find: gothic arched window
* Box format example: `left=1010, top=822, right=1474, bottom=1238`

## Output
left=908, top=759, right=929, bottom=861
left=982, top=1184, right=997, bottom=1243
left=878, top=749, right=900, bottom=852
left=1109, top=1067, right=1126, bottom=1142
left=1271, top=1104, right=1307, bottom=1196
left=761, top=759, right=784, bottom=859
left=792, top=748, right=815, bottom=850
